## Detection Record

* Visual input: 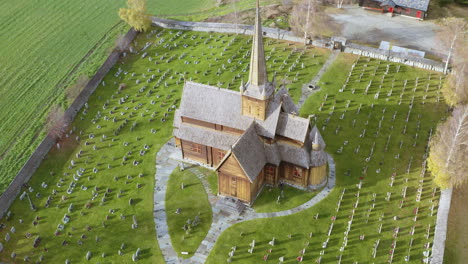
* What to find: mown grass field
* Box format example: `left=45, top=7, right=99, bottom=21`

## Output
left=0, top=28, right=328, bottom=263
left=166, top=168, right=212, bottom=258
left=205, top=53, right=449, bottom=263
left=0, top=0, right=280, bottom=194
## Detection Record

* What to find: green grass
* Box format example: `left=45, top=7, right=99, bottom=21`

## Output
left=0, top=0, right=281, bottom=195
left=166, top=168, right=212, bottom=258
left=200, top=167, right=219, bottom=195
left=0, top=28, right=329, bottom=263
left=206, top=54, right=448, bottom=263
left=253, top=185, right=319, bottom=213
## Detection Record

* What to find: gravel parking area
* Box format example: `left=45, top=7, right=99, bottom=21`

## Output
left=330, top=6, right=441, bottom=52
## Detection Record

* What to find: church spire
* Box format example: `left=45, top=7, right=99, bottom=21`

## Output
left=248, top=0, right=268, bottom=91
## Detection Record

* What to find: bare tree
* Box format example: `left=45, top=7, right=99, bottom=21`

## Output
left=66, top=75, right=89, bottom=103
left=230, top=0, right=239, bottom=34
left=443, top=61, right=468, bottom=107
left=290, top=0, right=340, bottom=44
left=46, top=105, right=69, bottom=140
left=437, top=18, right=467, bottom=75
left=290, top=0, right=317, bottom=45
left=334, top=0, right=347, bottom=8
left=428, top=104, right=468, bottom=189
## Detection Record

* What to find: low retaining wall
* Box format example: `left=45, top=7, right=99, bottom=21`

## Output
left=151, top=17, right=328, bottom=48
left=0, top=28, right=138, bottom=218
left=344, top=43, right=445, bottom=72
left=431, top=188, right=453, bottom=264
left=151, top=17, right=445, bottom=73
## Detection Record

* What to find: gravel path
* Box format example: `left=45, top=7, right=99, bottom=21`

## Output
left=330, top=6, right=441, bottom=52
left=297, top=50, right=340, bottom=109
left=154, top=140, right=336, bottom=263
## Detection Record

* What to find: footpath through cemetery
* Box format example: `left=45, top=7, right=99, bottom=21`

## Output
left=0, top=6, right=449, bottom=264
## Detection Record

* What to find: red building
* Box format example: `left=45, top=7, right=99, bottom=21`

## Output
left=359, top=0, right=430, bottom=20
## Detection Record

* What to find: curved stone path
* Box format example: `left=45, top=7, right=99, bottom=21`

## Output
left=297, top=50, right=340, bottom=109
left=154, top=140, right=336, bottom=264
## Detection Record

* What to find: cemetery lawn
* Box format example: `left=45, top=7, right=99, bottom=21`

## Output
left=206, top=53, right=448, bottom=263
left=253, top=185, right=319, bottom=213
left=0, top=28, right=328, bottom=263
left=0, top=0, right=278, bottom=195
left=200, top=167, right=219, bottom=195
left=166, top=168, right=212, bottom=258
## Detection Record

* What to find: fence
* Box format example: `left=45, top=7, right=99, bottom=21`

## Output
left=0, top=28, right=138, bottom=218
left=430, top=188, right=453, bottom=264
left=151, top=17, right=445, bottom=72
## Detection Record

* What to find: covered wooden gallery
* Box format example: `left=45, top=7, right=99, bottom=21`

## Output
left=359, top=0, right=430, bottom=19
left=172, top=0, right=328, bottom=204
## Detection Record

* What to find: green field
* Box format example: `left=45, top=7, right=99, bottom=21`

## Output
left=206, top=54, right=448, bottom=263
left=166, top=168, right=212, bottom=258
left=0, top=0, right=279, bottom=194
left=0, top=28, right=328, bottom=263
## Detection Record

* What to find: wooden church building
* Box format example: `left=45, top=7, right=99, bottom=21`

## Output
left=173, top=0, right=328, bottom=204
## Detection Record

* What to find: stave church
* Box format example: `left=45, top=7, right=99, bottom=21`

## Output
left=173, top=0, right=328, bottom=204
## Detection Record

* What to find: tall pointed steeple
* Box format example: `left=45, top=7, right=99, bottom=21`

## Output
left=240, top=0, right=275, bottom=120
left=249, top=0, right=268, bottom=88
left=241, top=0, right=274, bottom=100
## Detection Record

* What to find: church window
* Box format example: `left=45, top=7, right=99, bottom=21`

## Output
left=293, top=167, right=302, bottom=179
left=191, top=143, right=202, bottom=153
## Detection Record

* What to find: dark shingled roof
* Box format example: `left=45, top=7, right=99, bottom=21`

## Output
left=231, top=123, right=267, bottom=182
left=264, top=143, right=281, bottom=166
left=179, top=82, right=282, bottom=139
left=275, top=87, right=299, bottom=115
left=276, top=113, right=310, bottom=143
left=375, top=0, right=430, bottom=11
left=277, top=142, right=311, bottom=168
left=174, top=123, right=240, bottom=151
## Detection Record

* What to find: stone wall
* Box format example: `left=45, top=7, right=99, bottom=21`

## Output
left=431, top=188, right=453, bottom=264
left=344, top=43, right=445, bottom=72
left=0, top=28, right=138, bottom=218
left=151, top=17, right=328, bottom=48
left=151, top=17, right=445, bottom=72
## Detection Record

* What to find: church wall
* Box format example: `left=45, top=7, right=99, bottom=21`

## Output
left=180, top=139, right=208, bottom=164
left=217, top=154, right=252, bottom=202
left=309, top=164, right=327, bottom=186
left=241, top=96, right=267, bottom=120
left=279, top=162, right=308, bottom=187
left=264, top=164, right=277, bottom=185
left=212, top=148, right=226, bottom=167
left=250, top=169, right=265, bottom=201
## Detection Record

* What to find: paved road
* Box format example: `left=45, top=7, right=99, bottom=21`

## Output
left=330, top=6, right=441, bottom=53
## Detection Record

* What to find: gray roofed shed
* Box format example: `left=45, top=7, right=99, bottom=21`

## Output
left=374, top=0, right=430, bottom=11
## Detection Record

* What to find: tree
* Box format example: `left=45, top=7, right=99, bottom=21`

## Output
left=428, top=104, right=468, bottom=189
left=289, top=0, right=340, bottom=44
left=46, top=105, right=69, bottom=140
left=333, top=0, right=348, bottom=8
left=437, top=18, right=467, bottom=75
left=290, top=0, right=317, bottom=45
left=230, top=0, right=239, bottom=34
left=119, top=0, right=152, bottom=32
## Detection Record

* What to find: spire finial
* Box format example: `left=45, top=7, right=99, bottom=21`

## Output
left=248, top=0, right=268, bottom=88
